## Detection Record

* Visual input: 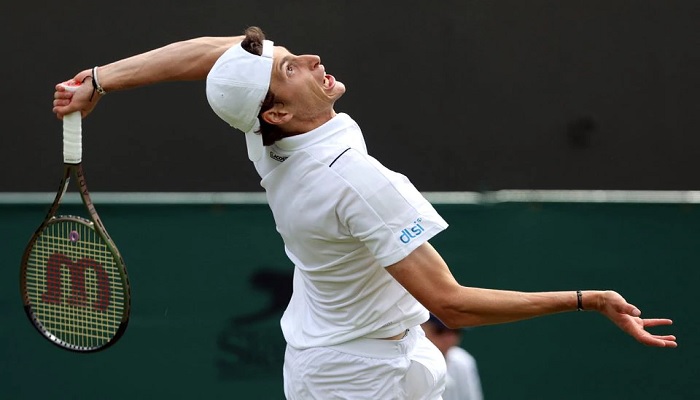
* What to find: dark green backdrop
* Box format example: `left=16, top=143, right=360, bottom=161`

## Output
left=1, top=202, right=696, bottom=399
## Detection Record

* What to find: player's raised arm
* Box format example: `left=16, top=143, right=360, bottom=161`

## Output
left=52, top=35, right=244, bottom=119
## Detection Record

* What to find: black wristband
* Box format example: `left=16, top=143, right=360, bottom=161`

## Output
left=576, top=290, right=584, bottom=311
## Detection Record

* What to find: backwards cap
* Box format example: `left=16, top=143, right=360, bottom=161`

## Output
left=205, top=40, right=274, bottom=162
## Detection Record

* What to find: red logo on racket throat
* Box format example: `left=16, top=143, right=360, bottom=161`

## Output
left=41, top=253, right=111, bottom=311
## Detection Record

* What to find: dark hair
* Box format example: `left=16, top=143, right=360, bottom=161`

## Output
left=240, top=26, right=285, bottom=146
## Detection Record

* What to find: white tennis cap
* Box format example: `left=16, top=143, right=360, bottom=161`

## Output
left=206, top=40, right=274, bottom=162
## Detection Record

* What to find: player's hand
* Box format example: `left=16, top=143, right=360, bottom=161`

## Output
left=596, top=290, right=677, bottom=348
left=52, top=70, right=102, bottom=119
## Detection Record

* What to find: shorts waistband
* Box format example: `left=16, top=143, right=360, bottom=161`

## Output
left=324, top=328, right=416, bottom=359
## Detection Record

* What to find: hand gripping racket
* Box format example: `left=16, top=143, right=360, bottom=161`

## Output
left=20, top=80, right=131, bottom=352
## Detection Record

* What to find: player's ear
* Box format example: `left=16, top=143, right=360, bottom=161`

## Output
left=261, top=105, right=292, bottom=126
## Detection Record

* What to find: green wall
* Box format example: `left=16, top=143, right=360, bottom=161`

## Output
left=1, top=202, right=696, bottom=399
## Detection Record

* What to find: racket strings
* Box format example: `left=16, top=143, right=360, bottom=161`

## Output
left=24, top=219, right=126, bottom=349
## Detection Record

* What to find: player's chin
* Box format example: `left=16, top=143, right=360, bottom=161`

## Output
left=333, top=81, right=346, bottom=95
left=326, top=83, right=346, bottom=102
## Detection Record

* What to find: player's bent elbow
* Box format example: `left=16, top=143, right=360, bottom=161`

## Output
left=428, top=295, right=482, bottom=329
left=435, top=311, right=483, bottom=329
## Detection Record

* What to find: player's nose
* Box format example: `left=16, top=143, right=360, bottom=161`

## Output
left=298, top=55, right=321, bottom=69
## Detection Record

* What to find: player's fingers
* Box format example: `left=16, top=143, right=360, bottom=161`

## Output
left=54, top=91, right=73, bottom=100
left=626, top=305, right=642, bottom=317
left=52, top=102, right=68, bottom=119
left=652, top=337, right=678, bottom=348
left=641, top=318, right=673, bottom=327
left=637, top=334, right=677, bottom=348
left=652, top=334, right=677, bottom=342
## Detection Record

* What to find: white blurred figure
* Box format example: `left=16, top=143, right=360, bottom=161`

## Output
left=423, top=315, right=484, bottom=400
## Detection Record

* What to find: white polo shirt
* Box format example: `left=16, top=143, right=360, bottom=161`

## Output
left=254, top=113, right=449, bottom=349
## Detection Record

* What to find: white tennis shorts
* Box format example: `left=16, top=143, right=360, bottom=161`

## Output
left=283, top=326, right=446, bottom=399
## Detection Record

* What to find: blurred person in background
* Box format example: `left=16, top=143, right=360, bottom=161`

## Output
left=423, top=315, right=483, bottom=400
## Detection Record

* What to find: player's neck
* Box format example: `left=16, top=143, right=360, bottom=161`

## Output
left=283, top=109, right=337, bottom=138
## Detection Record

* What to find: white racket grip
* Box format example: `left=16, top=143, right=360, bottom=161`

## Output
left=60, top=81, right=82, bottom=164
left=63, top=112, right=82, bottom=163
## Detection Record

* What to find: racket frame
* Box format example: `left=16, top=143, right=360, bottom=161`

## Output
left=20, top=82, right=131, bottom=352
left=20, top=163, right=131, bottom=352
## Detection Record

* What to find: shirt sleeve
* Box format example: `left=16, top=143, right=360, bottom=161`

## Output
left=332, top=150, right=448, bottom=266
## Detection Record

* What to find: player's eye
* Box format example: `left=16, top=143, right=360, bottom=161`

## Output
left=286, top=64, right=294, bottom=77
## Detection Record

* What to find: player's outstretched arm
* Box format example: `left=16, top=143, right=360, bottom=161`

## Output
left=386, top=242, right=677, bottom=348
left=52, top=35, right=244, bottom=119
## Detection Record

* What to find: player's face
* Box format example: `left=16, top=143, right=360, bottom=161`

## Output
left=269, top=46, right=345, bottom=123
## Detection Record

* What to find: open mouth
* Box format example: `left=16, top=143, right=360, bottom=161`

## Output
left=323, top=74, right=335, bottom=89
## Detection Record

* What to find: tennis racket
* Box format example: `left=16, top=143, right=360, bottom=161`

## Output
left=19, top=80, right=131, bottom=352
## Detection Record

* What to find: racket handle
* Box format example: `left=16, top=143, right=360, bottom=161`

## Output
left=60, top=80, right=82, bottom=164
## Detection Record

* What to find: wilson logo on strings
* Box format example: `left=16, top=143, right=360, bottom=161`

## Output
left=41, top=253, right=111, bottom=311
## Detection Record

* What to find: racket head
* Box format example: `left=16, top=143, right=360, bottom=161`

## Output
left=20, top=214, right=131, bottom=352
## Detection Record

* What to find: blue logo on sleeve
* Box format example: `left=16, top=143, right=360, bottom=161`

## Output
left=399, top=218, right=425, bottom=244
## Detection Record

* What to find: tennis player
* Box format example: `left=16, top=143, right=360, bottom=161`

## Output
left=53, top=26, right=677, bottom=400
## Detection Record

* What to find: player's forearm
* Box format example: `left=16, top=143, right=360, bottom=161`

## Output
left=388, top=243, right=601, bottom=328
left=439, top=288, right=600, bottom=327
left=95, top=36, right=244, bottom=92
